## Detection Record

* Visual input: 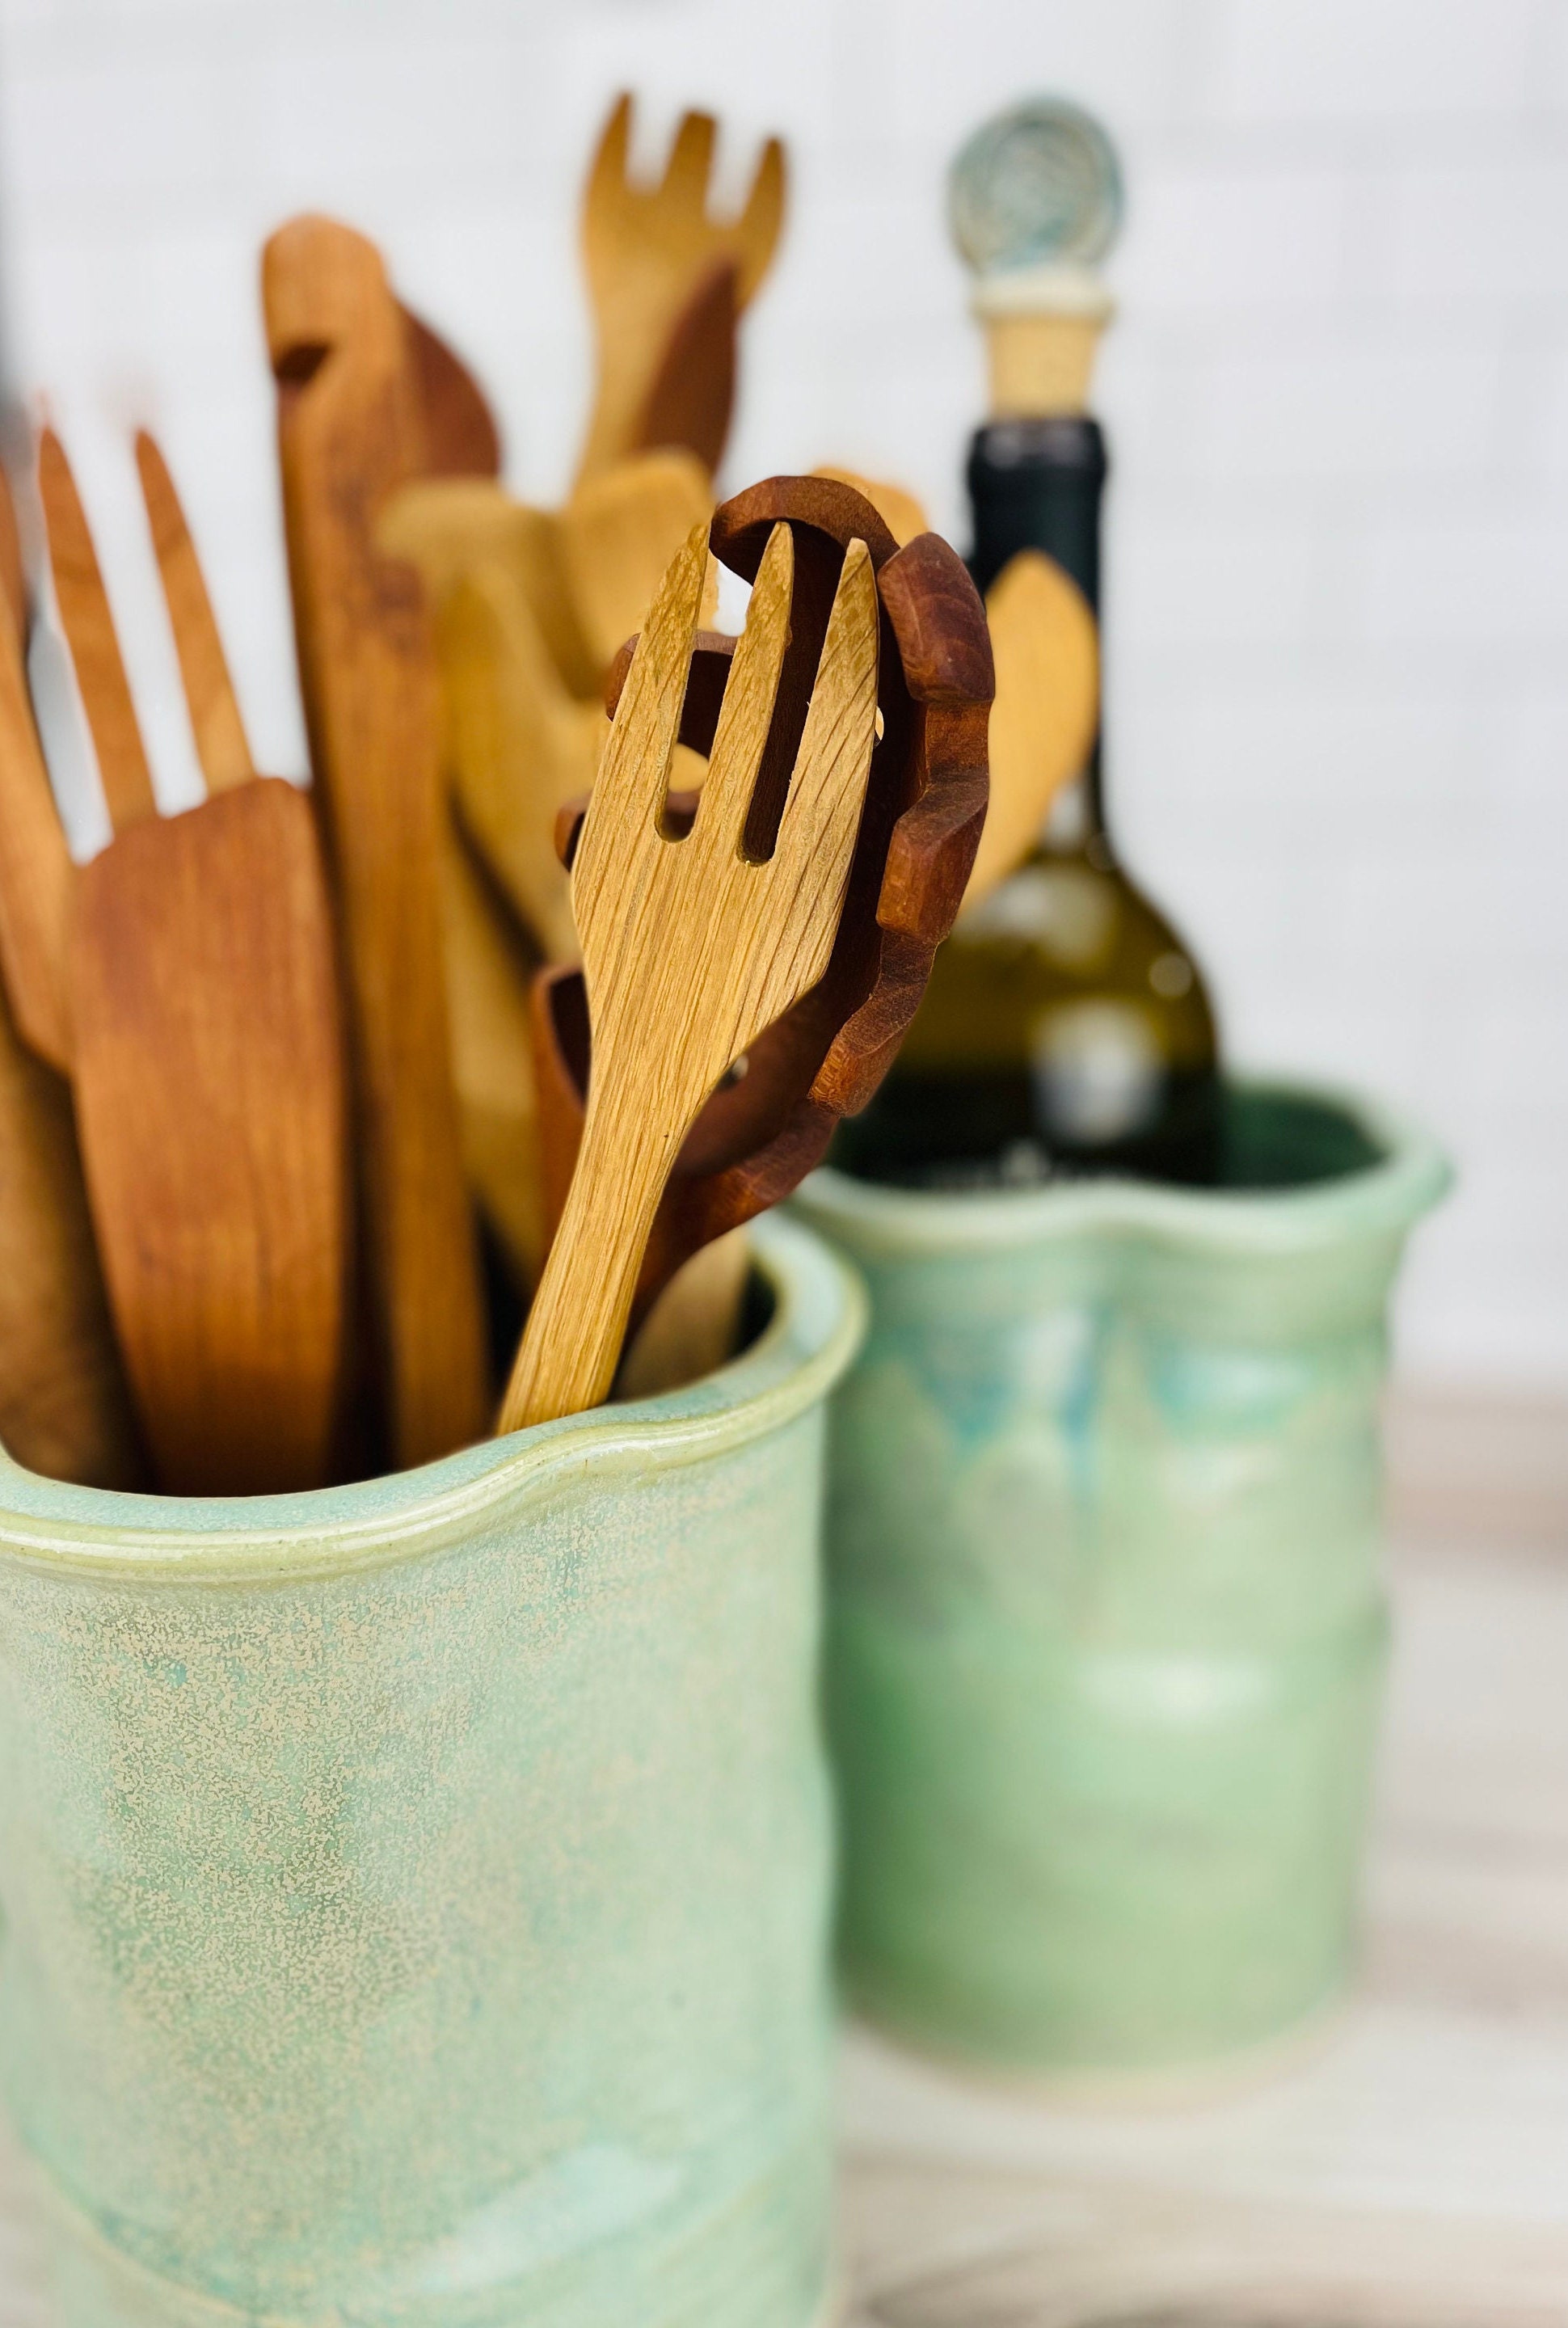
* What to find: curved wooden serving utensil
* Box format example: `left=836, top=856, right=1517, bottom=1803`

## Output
left=531, top=472, right=993, bottom=1338
left=264, top=213, right=489, bottom=1470
left=499, top=512, right=883, bottom=1430
left=34, top=427, right=351, bottom=1495
left=576, top=93, right=786, bottom=487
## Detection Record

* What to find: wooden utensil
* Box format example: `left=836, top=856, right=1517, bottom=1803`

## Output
left=964, top=548, right=1098, bottom=910
left=530, top=474, right=993, bottom=1335
left=811, top=475, right=1098, bottom=910
left=33, top=427, right=351, bottom=1495
left=438, top=819, right=548, bottom=1292
left=381, top=450, right=714, bottom=964
left=0, top=466, right=144, bottom=1487
left=264, top=213, right=489, bottom=1470
left=499, top=511, right=882, bottom=1429
left=576, top=94, right=786, bottom=487
left=401, top=304, right=502, bottom=479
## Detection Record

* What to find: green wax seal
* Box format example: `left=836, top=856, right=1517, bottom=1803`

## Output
left=949, top=98, right=1123, bottom=279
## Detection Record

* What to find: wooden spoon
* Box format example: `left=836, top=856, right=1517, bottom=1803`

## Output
left=576, top=94, right=786, bottom=487
left=499, top=512, right=881, bottom=1429
left=0, top=465, right=144, bottom=1487
left=965, top=547, right=1098, bottom=910
left=36, top=426, right=351, bottom=1495
left=264, top=213, right=489, bottom=1470
left=812, top=478, right=1098, bottom=910
left=530, top=474, right=993, bottom=1333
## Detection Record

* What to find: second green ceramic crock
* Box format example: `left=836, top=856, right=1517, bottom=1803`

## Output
left=794, top=1082, right=1449, bottom=2081
left=0, top=1213, right=862, bottom=2328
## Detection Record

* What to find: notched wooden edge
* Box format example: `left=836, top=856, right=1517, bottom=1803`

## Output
left=876, top=533, right=995, bottom=706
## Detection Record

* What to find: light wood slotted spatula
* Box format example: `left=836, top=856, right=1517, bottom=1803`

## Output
left=576, top=94, right=786, bottom=487
left=499, top=513, right=880, bottom=1430
left=530, top=474, right=993, bottom=1341
left=33, top=427, right=352, bottom=1495
left=264, top=213, right=490, bottom=1470
left=0, top=466, right=144, bottom=1486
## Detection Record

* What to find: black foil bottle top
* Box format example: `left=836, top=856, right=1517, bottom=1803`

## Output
left=966, top=415, right=1107, bottom=605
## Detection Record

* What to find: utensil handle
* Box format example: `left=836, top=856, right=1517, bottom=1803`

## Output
left=497, top=1069, right=674, bottom=1431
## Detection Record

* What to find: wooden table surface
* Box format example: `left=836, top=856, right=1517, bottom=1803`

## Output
left=0, top=1390, right=1562, bottom=2328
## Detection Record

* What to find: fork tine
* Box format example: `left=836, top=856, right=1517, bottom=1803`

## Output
left=134, top=430, right=254, bottom=797
left=660, top=111, right=718, bottom=213
left=37, top=428, right=157, bottom=833
left=579, top=515, right=708, bottom=849
left=769, top=537, right=878, bottom=931
left=584, top=92, right=634, bottom=225
left=735, top=137, right=787, bottom=302
left=696, top=521, right=793, bottom=855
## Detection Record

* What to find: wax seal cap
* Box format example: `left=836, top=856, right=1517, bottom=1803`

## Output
left=949, top=98, right=1123, bottom=285
left=950, top=98, right=1123, bottom=414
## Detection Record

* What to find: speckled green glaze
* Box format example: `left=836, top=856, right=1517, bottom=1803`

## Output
left=0, top=1213, right=862, bottom=2328
left=793, top=1085, right=1449, bottom=2079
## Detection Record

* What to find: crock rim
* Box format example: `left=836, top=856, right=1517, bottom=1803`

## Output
left=0, top=1212, right=866, bottom=1581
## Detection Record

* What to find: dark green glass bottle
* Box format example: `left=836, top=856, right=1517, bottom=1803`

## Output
left=839, top=413, right=1221, bottom=1188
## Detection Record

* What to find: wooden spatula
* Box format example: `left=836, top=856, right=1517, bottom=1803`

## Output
left=499, top=512, right=881, bottom=1429
left=576, top=94, right=786, bottom=487
left=0, top=466, right=144, bottom=1486
left=36, top=427, right=352, bottom=1495
left=529, top=474, right=993, bottom=1334
left=264, top=213, right=489, bottom=1470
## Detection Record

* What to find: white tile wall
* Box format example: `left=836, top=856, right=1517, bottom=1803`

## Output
left=0, top=0, right=1563, bottom=1387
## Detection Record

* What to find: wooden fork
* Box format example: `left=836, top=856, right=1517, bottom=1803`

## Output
left=576, top=93, right=786, bottom=487
left=499, top=515, right=879, bottom=1429
left=32, top=428, right=352, bottom=1495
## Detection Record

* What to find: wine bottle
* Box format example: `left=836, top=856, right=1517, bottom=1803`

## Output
left=840, top=99, right=1221, bottom=1189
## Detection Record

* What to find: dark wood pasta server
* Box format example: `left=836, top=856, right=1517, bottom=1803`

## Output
left=532, top=473, right=993, bottom=1334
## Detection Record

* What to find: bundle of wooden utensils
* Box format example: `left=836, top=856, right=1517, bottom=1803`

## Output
left=0, top=92, right=1112, bottom=1499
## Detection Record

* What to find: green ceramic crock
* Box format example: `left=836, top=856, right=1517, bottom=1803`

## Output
left=793, top=1082, right=1450, bottom=2081
left=0, top=1212, right=862, bottom=2328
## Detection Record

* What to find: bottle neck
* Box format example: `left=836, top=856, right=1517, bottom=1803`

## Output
left=967, top=415, right=1110, bottom=849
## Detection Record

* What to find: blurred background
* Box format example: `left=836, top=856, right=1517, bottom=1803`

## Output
left=0, top=0, right=1562, bottom=1398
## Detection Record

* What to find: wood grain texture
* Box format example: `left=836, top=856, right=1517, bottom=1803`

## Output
left=399, top=304, right=502, bottom=479
left=558, top=449, right=714, bottom=673
left=499, top=515, right=879, bottom=1428
left=385, top=458, right=712, bottom=964
left=438, top=816, right=546, bottom=1293
left=575, top=93, right=785, bottom=486
left=0, top=466, right=24, bottom=640
left=380, top=478, right=601, bottom=700
left=963, top=547, right=1098, bottom=911
left=38, top=430, right=157, bottom=832
left=0, top=985, right=143, bottom=1487
left=70, top=779, right=349, bottom=1494
left=265, top=213, right=489, bottom=1470
left=534, top=476, right=993, bottom=1322
left=617, top=1225, right=751, bottom=1402
left=431, top=562, right=601, bottom=964
left=0, top=469, right=74, bottom=1071
left=634, top=258, right=737, bottom=474
left=133, top=431, right=254, bottom=796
